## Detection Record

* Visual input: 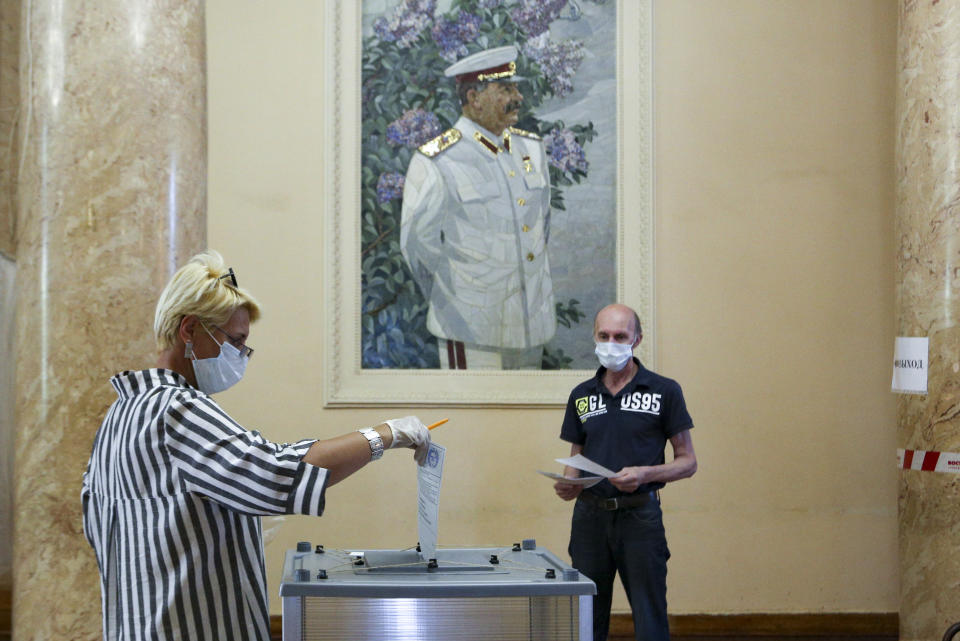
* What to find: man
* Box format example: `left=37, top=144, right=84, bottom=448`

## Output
left=82, top=251, right=431, bottom=640
left=400, top=45, right=555, bottom=369
left=554, top=303, right=697, bottom=641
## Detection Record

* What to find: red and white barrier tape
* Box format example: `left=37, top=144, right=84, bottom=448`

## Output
left=898, top=448, right=960, bottom=474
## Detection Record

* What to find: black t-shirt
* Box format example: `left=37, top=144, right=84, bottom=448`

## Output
left=560, top=359, right=694, bottom=498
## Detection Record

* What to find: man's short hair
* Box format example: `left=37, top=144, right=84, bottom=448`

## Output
left=593, top=305, right=643, bottom=341
left=457, top=79, right=487, bottom=106
left=153, top=250, right=261, bottom=351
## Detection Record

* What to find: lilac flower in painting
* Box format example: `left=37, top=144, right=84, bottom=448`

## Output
left=373, top=0, right=438, bottom=48
left=510, top=0, right=568, bottom=37
left=544, top=127, right=588, bottom=174
left=376, top=172, right=406, bottom=203
left=523, top=33, right=585, bottom=98
left=431, top=11, right=482, bottom=62
left=385, top=109, right=444, bottom=149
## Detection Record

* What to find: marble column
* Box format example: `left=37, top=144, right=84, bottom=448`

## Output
left=1, top=0, right=20, bottom=595
left=0, top=0, right=18, bottom=258
left=13, top=1, right=206, bottom=639
left=896, top=1, right=960, bottom=640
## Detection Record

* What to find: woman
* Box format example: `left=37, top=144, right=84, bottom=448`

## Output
left=82, top=250, right=430, bottom=640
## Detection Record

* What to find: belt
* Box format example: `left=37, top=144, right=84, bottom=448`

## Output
left=579, top=491, right=658, bottom=511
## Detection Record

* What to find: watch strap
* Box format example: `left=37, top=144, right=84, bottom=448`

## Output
left=358, top=427, right=384, bottom=461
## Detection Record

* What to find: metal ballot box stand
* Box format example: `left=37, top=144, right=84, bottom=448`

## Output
left=279, top=539, right=596, bottom=641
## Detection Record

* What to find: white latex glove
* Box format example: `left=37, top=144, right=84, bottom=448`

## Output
left=385, top=416, right=431, bottom=466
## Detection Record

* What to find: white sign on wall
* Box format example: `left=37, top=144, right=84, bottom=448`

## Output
left=891, top=336, right=928, bottom=395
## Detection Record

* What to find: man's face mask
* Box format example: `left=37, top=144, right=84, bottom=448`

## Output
left=191, top=325, right=249, bottom=394
left=594, top=341, right=633, bottom=372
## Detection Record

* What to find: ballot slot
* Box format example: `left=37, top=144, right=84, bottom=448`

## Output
left=358, top=549, right=497, bottom=574
left=291, top=547, right=571, bottom=579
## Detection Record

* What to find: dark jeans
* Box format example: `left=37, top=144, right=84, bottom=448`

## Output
left=568, top=496, right=670, bottom=641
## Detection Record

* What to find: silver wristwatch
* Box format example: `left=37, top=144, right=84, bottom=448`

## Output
left=358, top=427, right=384, bottom=461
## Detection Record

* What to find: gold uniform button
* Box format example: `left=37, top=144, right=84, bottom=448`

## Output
left=517, top=198, right=526, bottom=206
left=522, top=224, right=530, bottom=232
left=526, top=252, right=535, bottom=261
left=508, top=170, right=516, bottom=177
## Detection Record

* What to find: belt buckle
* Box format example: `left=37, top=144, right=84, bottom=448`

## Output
left=602, top=497, right=619, bottom=510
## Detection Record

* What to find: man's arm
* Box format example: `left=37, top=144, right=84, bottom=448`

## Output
left=538, top=138, right=551, bottom=244
left=400, top=154, right=446, bottom=299
left=554, top=442, right=584, bottom=501
left=609, top=429, right=697, bottom=493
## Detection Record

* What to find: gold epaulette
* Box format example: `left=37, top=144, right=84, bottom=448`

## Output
left=418, top=128, right=462, bottom=157
left=508, top=126, right=541, bottom=141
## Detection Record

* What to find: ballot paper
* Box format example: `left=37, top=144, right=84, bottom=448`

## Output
left=537, top=470, right=603, bottom=488
left=417, top=442, right=446, bottom=561
left=554, top=454, right=618, bottom=478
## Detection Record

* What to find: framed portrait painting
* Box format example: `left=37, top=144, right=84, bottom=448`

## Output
left=323, top=0, right=652, bottom=406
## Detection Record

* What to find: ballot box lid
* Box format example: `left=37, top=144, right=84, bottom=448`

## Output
left=279, top=545, right=597, bottom=598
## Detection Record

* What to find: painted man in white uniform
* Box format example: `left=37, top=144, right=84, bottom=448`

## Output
left=400, top=46, right=556, bottom=369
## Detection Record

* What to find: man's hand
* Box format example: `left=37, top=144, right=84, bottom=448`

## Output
left=554, top=479, right=583, bottom=501
left=609, top=466, right=650, bottom=493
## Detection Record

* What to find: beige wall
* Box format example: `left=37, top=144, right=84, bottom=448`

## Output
left=206, top=0, right=898, bottom=615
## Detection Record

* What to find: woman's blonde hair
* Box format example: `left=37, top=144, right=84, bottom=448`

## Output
left=154, top=250, right=262, bottom=351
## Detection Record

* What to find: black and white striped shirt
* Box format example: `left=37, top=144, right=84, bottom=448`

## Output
left=82, top=369, right=327, bottom=640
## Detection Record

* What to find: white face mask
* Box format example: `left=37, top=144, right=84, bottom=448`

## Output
left=595, top=341, right=634, bottom=372
left=191, top=326, right=248, bottom=394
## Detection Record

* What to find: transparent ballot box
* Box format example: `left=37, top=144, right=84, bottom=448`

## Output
left=279, top=540, right=596, bottom=641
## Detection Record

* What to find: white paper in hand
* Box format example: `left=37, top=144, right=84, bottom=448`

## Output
left=537, top=470, right=603, bottom=488
left=555, top=454, right=618, bottom=478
